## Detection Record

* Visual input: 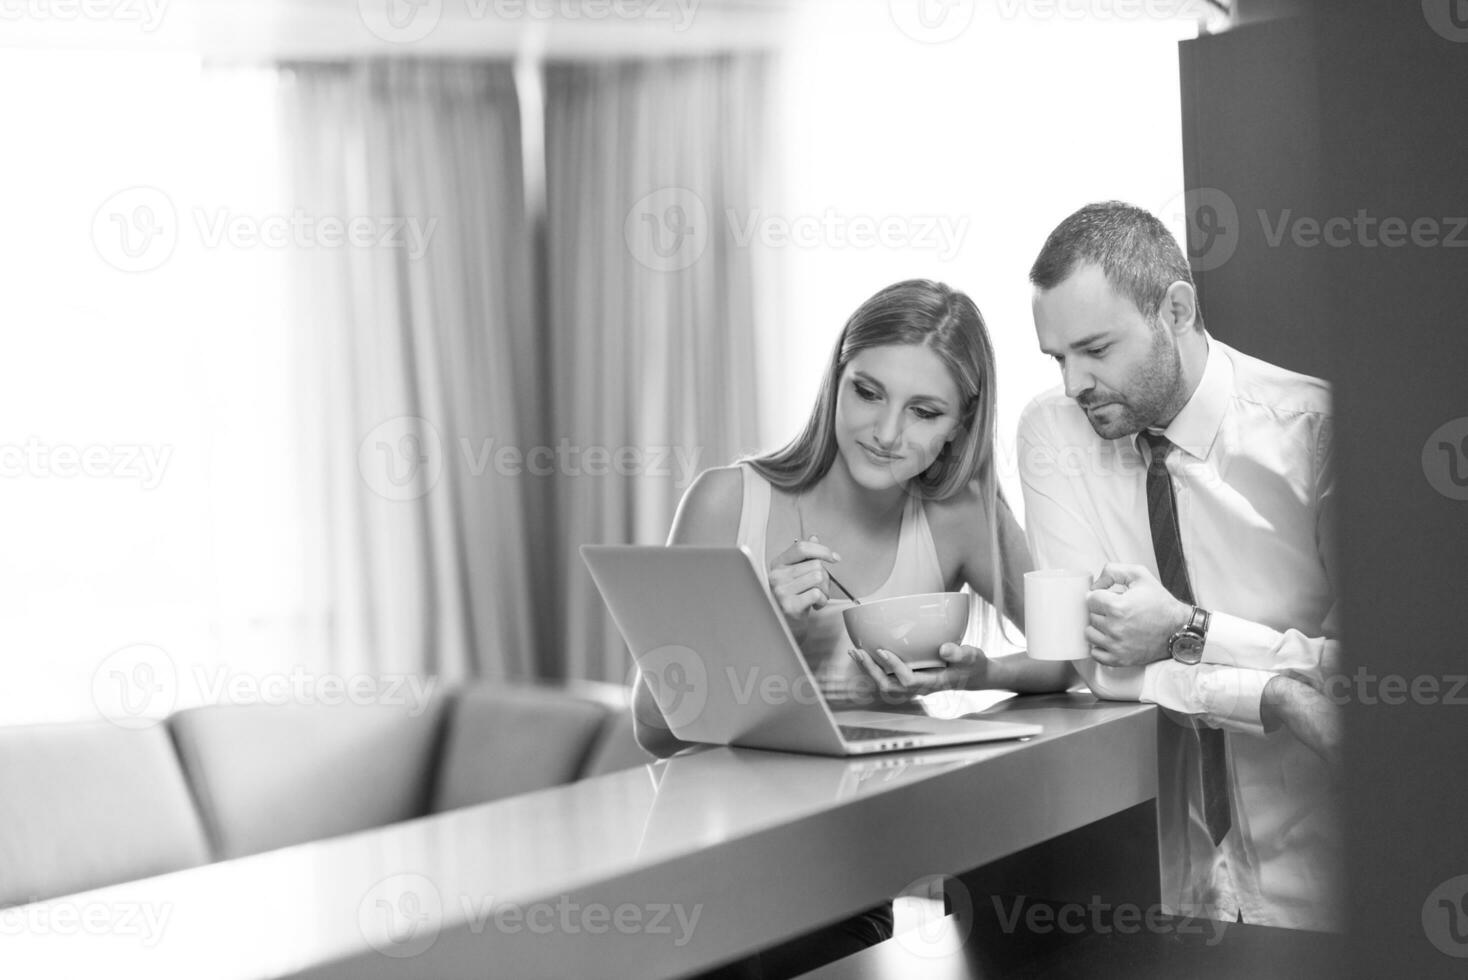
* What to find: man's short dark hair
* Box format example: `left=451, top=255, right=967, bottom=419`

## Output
left=1029, top=201, right=1202, bottom=330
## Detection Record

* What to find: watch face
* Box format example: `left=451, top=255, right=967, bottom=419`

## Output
left=1171, top=632, right=1205, bottom=664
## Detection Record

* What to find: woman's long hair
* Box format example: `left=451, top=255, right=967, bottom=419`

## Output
left=743, top=279, right=1013, bottom=631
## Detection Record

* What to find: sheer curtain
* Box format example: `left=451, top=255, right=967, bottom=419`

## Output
left=541, top=56, right=774, bottom=683
left=279, top=60, right=544, bottom=683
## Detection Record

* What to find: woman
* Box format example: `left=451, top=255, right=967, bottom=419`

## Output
left=633, top=279, right=1072, bottom=977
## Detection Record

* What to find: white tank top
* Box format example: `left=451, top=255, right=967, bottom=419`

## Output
left=735, top=462, right=946, bottom=699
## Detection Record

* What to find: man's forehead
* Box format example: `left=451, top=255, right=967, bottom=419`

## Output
left=1033, top=267, right=1133, bottom=335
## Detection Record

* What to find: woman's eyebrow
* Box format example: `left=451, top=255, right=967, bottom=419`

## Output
left=851, top=371, right=950, bottom=408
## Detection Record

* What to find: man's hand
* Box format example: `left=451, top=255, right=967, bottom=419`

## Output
left=1262, top=674, right=1343, bottom=770
left=1086, top=563, right=1192, bottom=668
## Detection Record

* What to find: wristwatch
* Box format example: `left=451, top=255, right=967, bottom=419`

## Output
left=1168, top=606, right=1211, bottom=665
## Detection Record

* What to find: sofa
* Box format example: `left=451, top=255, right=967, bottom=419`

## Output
left=0, top=680, right=651, bottom=908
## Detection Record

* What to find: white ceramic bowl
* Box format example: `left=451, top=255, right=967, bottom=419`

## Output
left=842, top=592, right=971, bottom=670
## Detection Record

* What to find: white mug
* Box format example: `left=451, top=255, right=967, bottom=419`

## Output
left=1023, top=569, right=1092, bottom=661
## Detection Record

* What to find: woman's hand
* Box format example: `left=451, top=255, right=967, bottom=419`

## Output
left=847, top=642, right=991, bottom=702
left=768, top=536, right=841, bottom=644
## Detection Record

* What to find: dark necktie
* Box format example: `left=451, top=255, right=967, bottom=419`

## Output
left=1139, top=430, right=1232, bottom=848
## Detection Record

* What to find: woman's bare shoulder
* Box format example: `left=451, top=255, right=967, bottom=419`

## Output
left=667, top=464, right=745, bottom=545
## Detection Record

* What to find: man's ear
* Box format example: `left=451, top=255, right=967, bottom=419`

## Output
left=1161, top=280, right=1199, bottom=335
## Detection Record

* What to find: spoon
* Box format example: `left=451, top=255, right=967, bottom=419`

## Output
left=825, top=569, right=861, bottom=605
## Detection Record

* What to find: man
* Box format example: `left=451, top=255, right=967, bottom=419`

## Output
left=1018, top=201, right=1342, bottom=931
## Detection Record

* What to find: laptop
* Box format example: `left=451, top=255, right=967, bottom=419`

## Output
left=581, top=545, right=1042, bottom=755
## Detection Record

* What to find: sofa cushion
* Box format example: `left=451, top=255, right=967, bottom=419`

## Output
left=0, top=721, right=210, bottom=906
left=431, top=685, right=611, bottom=812
left=580, top=711, right=655, bottom=778
left=169, top=696, right=446, bottom=860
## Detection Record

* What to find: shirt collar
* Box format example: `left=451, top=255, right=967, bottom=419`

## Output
left=1133, top=334, right=1231, bottom=461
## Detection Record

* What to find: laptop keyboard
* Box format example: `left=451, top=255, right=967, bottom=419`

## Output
left=839, top=724, right=920, bottom=742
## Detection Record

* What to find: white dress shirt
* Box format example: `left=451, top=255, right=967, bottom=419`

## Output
left=1017, top=335, right=1343, bottom=932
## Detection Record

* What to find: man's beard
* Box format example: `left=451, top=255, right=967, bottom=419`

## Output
left=1080, top=326, right=1184, bottom=440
